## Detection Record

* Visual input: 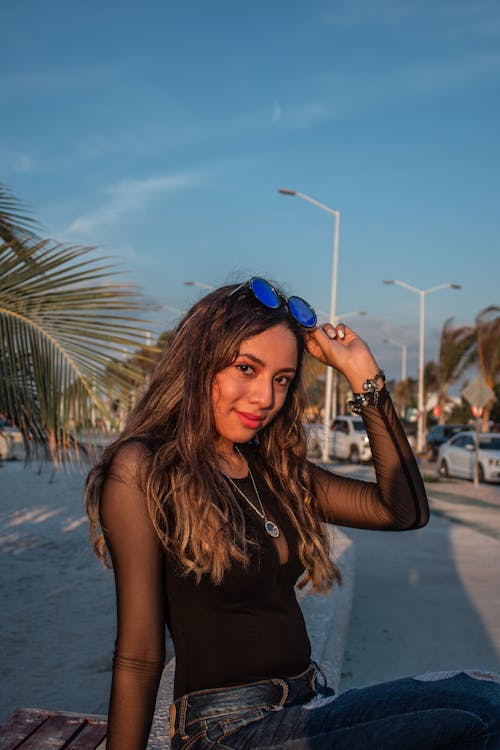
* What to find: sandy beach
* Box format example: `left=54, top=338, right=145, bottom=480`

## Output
left=0, top=459, right=174, bottom=723
left=0, top=460, right=114, bottom=721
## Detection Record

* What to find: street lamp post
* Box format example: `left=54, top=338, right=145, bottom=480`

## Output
left=318, top=311, right=366, bottom=416
left=384, top=280, right=461, bottom=453
left=382, top=337, right=407, bottom=382
left=279, top=188, right=340, bottom=463
left=382, top=337, right=408, bottom=417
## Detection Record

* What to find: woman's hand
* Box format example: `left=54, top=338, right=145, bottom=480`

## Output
left=304, top=323, right=380, bottom=393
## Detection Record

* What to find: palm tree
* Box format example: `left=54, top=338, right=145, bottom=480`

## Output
left=104, top=329, right=174, bottom=422
left=300, top=353, right=326, bottom=418
left=434, top=318, right=475, bottom=424
left=474, top=305, right=500, bottom=429
left=0, top=184, right=156, bottom=464
left=393, top=377, right=417, bottom=418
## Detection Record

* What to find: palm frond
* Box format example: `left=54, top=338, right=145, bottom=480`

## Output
left=0, top=229, right=157, bottom=464
left=0, top=184, right=40, bottom=252
left=475, top=306, right=500, bottom=387
left=438, top=318, right=475, bottom=386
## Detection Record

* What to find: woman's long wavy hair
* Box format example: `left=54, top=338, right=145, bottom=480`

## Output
left=85, top=281, right=340, bottom=592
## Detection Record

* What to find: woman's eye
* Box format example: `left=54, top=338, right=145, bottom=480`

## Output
left=236, top=363, right=254, bottom=374
left=275, top=375, right=290, bottom=386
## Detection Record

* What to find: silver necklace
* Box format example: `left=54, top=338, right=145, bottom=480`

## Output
left=224, top=448, right=280, bottom=538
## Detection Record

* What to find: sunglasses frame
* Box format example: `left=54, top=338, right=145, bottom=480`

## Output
left=230, top=277, right=317, bottom=330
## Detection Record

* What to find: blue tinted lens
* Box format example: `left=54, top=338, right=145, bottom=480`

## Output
left=288, top=296, right=317, bottom=328
left=249, top=277, right=280, bottom=309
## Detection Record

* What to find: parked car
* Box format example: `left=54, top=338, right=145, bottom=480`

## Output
left=438, top=431, right=500, bottom=483
left=401, top=420, right=417, bottom=452
left=0, top=425, right=26, bottom=460
left=305, top=416, right=371, bottom=463
left=426, top=424, right=471, bottom=461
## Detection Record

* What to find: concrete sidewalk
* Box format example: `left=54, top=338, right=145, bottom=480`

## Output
left=420, top=459, right=500, bottom=541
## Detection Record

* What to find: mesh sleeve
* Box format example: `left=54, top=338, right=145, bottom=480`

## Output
left=99, top=444, right=166, bottom=750
left=311, top=388, right=429, bottom=530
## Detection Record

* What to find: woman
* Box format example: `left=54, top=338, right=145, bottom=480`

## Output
left=86, top=278, right=500, bottom=749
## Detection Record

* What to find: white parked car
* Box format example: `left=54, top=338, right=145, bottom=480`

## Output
left=438, top=431, right=500, bottom=483
left=305, top=416, right=371, bottom=463
left=0, top=425, right=26, bottom=460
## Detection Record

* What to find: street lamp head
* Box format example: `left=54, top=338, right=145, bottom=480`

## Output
left=278, top=188, right=296, bottom=196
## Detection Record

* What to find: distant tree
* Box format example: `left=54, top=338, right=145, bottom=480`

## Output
left=0, top=184, right=156, bottom=464
left=302, top=354, right=325, bottom=419
left=104, top=329, right=175, bottom=421
left=434, top=318, right=475, bottom=424
left=393, top=377, right=417, bottom=418
left=423, top=319, right=475, bottom=425
left=490, top=383, right=500, bottom=425
left=474, top=306, right=500, bottom=430
left=447, top=398, right=474, bottom=425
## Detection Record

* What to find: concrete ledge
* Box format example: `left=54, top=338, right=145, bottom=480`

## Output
left=148, top=660, right=175, bottom=749
left=296, top=526, right=355, bottom=693
left=147, top=525, right=355, bottom=749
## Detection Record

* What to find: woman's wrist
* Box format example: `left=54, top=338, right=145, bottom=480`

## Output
left=343, top=357, right=381, bottom=393
left=348, top=370, right=386, bottom=414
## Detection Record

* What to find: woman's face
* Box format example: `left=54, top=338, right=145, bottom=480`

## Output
left=212, top=323, right=298, bottom=455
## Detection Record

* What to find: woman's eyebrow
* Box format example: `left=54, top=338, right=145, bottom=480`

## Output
left=238, top=352, right=296, bottom=373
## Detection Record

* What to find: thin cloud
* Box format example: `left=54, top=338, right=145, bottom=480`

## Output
left=67, top=172, right=203, bottom=238
left=271, top=101, right=282, bottom=124
left=311, top=49, right=500, bottom=121
left=433, top=0, right=500, bottom=36
left=281, top=102, right=331, bottom=129
left=321, top=0, right=418, bottom=27
left=0, top=65, right=120, bottom=94
left=266, top=101, right=331, bottom=130
left=396, top=50, right=500, bottom=94
left=0, top=148, right=37, bottom=175
left=321, top=0, right=500, bottom=34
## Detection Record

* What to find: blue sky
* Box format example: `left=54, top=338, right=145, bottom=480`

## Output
left=1, top=0, right=499, bottom=382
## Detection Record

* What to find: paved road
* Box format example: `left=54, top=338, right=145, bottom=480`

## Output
left=328, top=457, right=500, bottom=539
left=419, top=457, right=500, bottom=540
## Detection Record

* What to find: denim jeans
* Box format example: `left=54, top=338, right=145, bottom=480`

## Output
left=169, top=663, right=500, bottom=749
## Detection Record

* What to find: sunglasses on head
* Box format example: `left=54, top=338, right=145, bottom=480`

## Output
left=230, top=277, right=317, bottom=329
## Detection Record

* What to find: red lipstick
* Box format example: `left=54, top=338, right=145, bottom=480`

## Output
left=235, top=411, right=265, bottom=429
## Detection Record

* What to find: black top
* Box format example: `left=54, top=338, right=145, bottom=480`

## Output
left=99, top=389, right=429, bottom=749
left=165, top=464, right=310, bottom=699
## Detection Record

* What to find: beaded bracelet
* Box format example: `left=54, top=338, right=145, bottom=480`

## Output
left=348, top=370, right=386, bottom=415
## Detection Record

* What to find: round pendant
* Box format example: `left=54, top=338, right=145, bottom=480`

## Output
left=265, top=520, right=280, bottom=538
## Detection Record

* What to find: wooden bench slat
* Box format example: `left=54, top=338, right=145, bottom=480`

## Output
left=0, top=709, right=109, bottom=750
left=0, top=708, right=49, bottom=749
left=64, top=721, right=107, bottom=750
left=14, top=715, right=82, bottom=750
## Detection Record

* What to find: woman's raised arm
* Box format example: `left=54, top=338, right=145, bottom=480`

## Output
left=309, top=388, right=429, bottom=530
left=100, top=443, right=166, bottom=750
left=304, top=323, right=429, bottom=531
